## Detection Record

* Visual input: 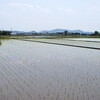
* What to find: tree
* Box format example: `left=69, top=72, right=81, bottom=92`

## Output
left=0, top=31, right=2, bottom=35
left=91, top=31, right=100, bottom=36
left=64, top=31, right=68, bottom=35
left=94, top=31, right=99, bottom=35
left=0, top=31, right=2, bottom=38
left=0, top=30, right=11, bottom=35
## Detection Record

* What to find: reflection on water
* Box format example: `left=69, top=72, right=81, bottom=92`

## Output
left=0, top=39, right=100, bottom=100
left=25, top=38, right=100, bottom=49
left=66, top=38, right=100, bottom=42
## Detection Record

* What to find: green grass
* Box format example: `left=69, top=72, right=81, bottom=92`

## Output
left=0, top=36, right=11, bottom=39
left=0, top=35, right=100, bottom=40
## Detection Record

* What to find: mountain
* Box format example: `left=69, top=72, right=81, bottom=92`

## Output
left=48, top=29, right=69, bottom=33
left=69, top=30, right=85, bottom=33
left=69, top=30, right=92, bottom=34
left=47, top=29, right=92, bottom=34
left=26, top=31, right=37, bottom=33
left=11, top=29, right=93, bottom=34
left=41, top=29, right=69, bottom=33
left=41, top=29, right=92, bottom=34
left=41, top=30, right=49, bottom=33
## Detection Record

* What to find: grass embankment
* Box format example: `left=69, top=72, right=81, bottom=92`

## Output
left=0, top=36, right=11, bottom=39
left=0, top=35, right=100, bottom=40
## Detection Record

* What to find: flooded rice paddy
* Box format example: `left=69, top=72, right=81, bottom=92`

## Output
left=0, top=39, right=100, bottom=100
left=25, top=39, right=100, bottom=49
left=66, top=38, right=100, bottom=42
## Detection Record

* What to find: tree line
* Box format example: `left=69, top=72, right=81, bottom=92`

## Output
left=0, top=30, right=11, bottom=36
left=62, top=31, right=100, bottom=36
left=0, top=30, right=100, bottom=36
left=90, top=31, right=100, bottom=36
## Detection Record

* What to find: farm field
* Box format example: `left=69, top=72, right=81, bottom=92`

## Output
left=24, top=38, right=100, bottom=49
left=65, top=38, right=100, bottom=42
left=0, top=39, right=100, bottom=100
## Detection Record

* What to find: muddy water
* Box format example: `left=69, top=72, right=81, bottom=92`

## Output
left=0, top=39, right=100, bottom=100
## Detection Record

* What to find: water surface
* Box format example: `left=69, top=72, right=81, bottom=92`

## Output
left=25, top=38, right=100, bottom=49
left=0, top=39, right=100, bottom=100
left=66, top=38, right=100, bottom=42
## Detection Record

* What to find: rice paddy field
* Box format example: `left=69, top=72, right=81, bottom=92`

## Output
left=0, top=38, right=100, bottom=100
left=24, top=38, right=100, bottom=49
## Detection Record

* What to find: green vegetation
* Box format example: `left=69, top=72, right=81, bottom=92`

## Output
left=0, top=30, right=100, bottom=39
left=0, top=30, right=11, bottom=39
left=1, top=34, right=100, bottom=40
left=91, top=31, right=100, bottom=36
left=0, top=40, right=2, bottom=46
left=0, top=30, right=11, bottom=35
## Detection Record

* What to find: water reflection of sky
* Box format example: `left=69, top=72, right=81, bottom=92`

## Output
left=25, top=38, right=100, bottom=49
left=0, top=39, right=100, bottom=100
left=66, top=38, right=100, bottom=42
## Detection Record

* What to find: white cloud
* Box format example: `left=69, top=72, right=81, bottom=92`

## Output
left=6, top=2, right=50, bottom=13
left=7, top=2, right=34, bottom=9
left=35, top=5, right=50, bottom=13
left=59, top=8, right=78, bottom=15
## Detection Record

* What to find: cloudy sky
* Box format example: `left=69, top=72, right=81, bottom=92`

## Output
left=0, top=0, right=100, bottom=32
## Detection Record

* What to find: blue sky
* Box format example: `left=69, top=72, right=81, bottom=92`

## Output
left=0, top=0, right=100, bottom=32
